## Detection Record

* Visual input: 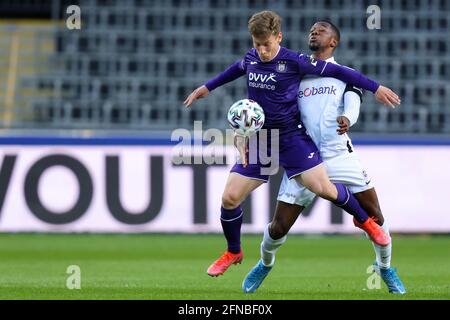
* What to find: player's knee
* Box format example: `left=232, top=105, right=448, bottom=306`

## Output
left=305, top=182, right=332, bottom=200
left=221, top=192, right=242, bottom=209
left=303, top=181, right=321, bottom=195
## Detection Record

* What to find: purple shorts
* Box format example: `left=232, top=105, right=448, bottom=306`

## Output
left=230, top=125, right=322, bottom=182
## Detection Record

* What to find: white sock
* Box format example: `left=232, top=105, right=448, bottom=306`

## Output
left=260, top=224, right=287, bottom=267
left=371, top=221, right=392, bottom=269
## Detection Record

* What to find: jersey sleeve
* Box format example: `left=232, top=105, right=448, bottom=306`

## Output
left=297, top=54, right=380, bottom=93
left=344, top=84, right=363, bottom=103
left=343, top=90, right=361, bottom=127
left=204, top=59, right=246, bottom=91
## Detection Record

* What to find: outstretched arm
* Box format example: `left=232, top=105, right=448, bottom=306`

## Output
left=298, top=54, right=401, bottom=107
left=183, top=85, right=210, bottom=107
left=373, top=85, right=401, bottom=108
left=183, top=60, right=246, bottom=107
left=325, top=62, right=401, bottom=107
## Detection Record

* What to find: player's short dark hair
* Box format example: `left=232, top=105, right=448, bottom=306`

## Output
left=316, top=19, right=340, bottom=42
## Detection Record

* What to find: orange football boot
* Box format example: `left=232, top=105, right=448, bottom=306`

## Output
left=353, top=217, right=391, bottom=246
left=207, top=250, right=243, bottom=277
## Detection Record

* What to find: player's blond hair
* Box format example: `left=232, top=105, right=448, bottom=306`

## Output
left=248, top=10, right=282, bottom=37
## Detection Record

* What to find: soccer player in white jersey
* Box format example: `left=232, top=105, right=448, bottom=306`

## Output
left=242, top=20, right=406, bottom=294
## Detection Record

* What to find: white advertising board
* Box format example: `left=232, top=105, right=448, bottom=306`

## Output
left=0, top=142, right=448, bottom=233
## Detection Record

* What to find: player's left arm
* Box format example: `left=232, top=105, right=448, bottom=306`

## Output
left=337, top=85, right=362, bottom=135
left=184, top=60, right=246, bottom=107
left=298, top=54, right=400, bottom=108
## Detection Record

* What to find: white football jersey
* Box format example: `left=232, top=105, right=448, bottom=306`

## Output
left=298, top=57, right=362, bottom=159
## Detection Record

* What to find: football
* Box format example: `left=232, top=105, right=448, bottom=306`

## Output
left=227, top=99, right=265, bottom=136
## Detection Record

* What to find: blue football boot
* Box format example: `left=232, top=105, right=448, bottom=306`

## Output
left=373, top=261, right=406, bottom=294
left=242, top=260, right=272, bottom=293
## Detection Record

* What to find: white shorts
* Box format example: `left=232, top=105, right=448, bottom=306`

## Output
left=277, top=152, right=374, bottom=207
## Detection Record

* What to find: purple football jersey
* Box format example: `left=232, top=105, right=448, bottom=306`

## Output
left=204, top=46, right=379, bottom=179
left=205, top=46, right=379, bottom=129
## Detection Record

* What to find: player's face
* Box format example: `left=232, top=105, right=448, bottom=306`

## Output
left=308, top=22, right=335, bottom=51
left=252, top=32, right=282, bottom=62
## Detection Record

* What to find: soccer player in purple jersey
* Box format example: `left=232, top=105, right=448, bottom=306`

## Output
left=242, top=20, right=405, bottom=294
left=183, top=11, right=400, bottom=277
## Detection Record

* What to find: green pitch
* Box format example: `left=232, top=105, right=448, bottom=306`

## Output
left=0, top=233, right=448, bottom=300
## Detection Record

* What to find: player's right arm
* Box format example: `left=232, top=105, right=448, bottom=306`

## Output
left=297, top=54, right=401, bottom=108
left=183, top=60, right=246, bottom=107
left=337, top=86, right=362, bottom=135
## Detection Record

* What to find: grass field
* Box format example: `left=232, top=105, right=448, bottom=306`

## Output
left=0, top=233, right=448, bottom=300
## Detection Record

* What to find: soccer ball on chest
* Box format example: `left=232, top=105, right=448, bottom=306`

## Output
left=227, top=99, right=265, bottom=136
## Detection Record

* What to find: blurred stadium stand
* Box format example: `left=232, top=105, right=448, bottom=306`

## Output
left=0, top=0, right=449, bottom=133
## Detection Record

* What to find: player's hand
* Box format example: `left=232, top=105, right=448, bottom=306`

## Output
left=183, top=85, right=210, bottom=107
left=234, top=134, right=249, bottom=168
left=336, top=116, right=350, bottom=135
left=374, top=85, right=401, bottom=108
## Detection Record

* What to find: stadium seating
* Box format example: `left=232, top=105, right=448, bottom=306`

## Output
left=0, top=0, right=449, bottom=133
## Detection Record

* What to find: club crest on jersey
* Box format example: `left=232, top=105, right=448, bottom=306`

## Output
left=277, top=61, right=287, bottom=72
left=309, top=56, right=318, bottom=66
